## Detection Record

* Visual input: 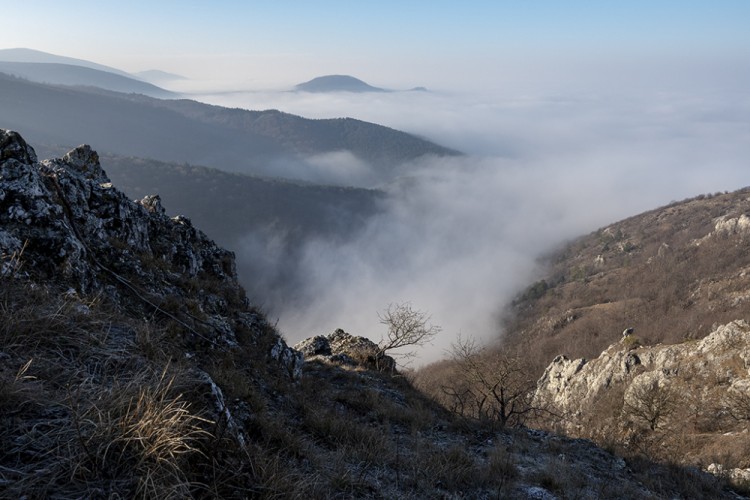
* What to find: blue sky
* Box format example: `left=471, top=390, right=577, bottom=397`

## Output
left=1, top=1, right=748, bottom=88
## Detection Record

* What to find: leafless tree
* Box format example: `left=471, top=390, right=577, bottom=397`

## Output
left=622, top=378, right=679, bottom=431
left=441, top=335, right=538, bottom=429
left=725, top=385, right=750, bottom=423
left=376, top=303, right=441, bottom=371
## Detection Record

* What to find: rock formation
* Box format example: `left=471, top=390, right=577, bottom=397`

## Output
left=534, top=320, right=750, bottom=484
left=294, top=328, right=396, bottom=371
left=0, top=128, right=302, bottom=372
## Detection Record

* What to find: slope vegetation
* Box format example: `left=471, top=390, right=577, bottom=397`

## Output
left=504, top=188, right=750, bottom=373
left=1, top=130, right=732, bottom=498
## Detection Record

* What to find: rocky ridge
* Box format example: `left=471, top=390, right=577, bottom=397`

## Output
left=0, top=128, right=300, bottom=373
left=535, top=320, right=750, bottom=487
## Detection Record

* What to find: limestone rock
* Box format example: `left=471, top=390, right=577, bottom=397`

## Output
left=0, top=129, right=301, bottom=376
left=294, top=328, right=396, bottom=371
left=534, top=319, right=750, bottom=433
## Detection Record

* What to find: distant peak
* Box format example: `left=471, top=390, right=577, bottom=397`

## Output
left=294, top=74, right=386, bottom=93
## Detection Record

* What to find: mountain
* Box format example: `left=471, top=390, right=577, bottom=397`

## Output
left=0, top=61, right=176, bottom=98
left=295, top=74, right=387, bottom=93
left=0, top=72, right=457, bottom=186
left=134, top=69, right=187, bottom=84
left=0, top=48, right=132, bottom=76
left=0, top=130, right=733, bottom=498
left=416, top=187, right=750, bottom=495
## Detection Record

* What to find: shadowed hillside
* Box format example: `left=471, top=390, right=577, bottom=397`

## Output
left=99, top=154, right=383, bottom=307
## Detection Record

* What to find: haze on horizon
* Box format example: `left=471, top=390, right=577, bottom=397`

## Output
left=2, top=1, right=750, bottom=362
left=2, top=1, right=749, bottom=90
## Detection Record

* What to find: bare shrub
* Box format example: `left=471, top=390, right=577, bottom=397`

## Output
left=725, top=383, right=750, bottom=423
left=439, top=335, right=539, bottom=429
left=377, top=302, right=441, bottom=370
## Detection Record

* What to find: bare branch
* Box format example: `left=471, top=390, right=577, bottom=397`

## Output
left=376, top=303, right=441, bottom=371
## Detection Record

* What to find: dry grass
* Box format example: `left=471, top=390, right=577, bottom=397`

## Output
left=67, top=369, right=211, bottom=498
left=1, top=255, right=738, bottom=497
left=0, top=277, right=211, bottom=498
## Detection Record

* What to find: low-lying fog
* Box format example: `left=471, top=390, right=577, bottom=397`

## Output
left=181, top=65, right=750, bottom=363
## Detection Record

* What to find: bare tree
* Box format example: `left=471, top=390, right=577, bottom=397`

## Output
left=725, top=385, right=750, bottom=423
left=441, top=335, right=538, bottom=429
left=622, top=378, right=679, bottom=431
left=376, top=303, right=441, bottom=371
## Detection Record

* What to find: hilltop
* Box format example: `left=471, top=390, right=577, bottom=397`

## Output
left=1, top=130, right=732, bottom=498
left=294, top=74, right=387, bottom=93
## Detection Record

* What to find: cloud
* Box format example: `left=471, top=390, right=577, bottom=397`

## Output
left=200, top=65, right=750, bottom=364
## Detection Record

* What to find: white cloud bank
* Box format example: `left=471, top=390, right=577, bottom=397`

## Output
left=193, top=63, right=750, bottom=363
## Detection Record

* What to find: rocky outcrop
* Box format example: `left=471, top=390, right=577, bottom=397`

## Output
left=295, top=328, right=395, bottom=371
left=535, top=320, right=750, bottom=418
left=0, top=129, right=301, bottom=375
left=534, top=320, right=750, bottom=481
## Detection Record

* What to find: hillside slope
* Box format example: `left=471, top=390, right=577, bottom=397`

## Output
left=0, top=61, right=176, bottom=98
left=100, top=154, right=383, bottom=306
left=1, top=130, right=732, bottom=498
left=0, top=73, right=457, bottom=186
left=503, top=188, right=750, bottom=374
left=0, top=48, right=132, bottom=77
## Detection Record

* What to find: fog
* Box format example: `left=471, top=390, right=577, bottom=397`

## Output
left=186, top=65, right=750, bottom=363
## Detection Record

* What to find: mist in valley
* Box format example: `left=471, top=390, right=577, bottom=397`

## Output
left=1, top=41, right=748, bottom=365
left=189, top=63, right=750, bottom=363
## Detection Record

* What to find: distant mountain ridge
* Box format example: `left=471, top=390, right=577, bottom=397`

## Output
left=0, top=72, right=458, bottom=186
left=134, top=69, right=187, bottom=84
left=0, top=61, right=176, bottom=98
left=0, top=48, right=132, bottom=76
left=295, top=74, right=387, bottom=93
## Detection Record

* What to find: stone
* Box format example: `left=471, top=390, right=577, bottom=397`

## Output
left=294, top=328, right=396, bottom=372
left=0, top=129, right=301, bottom=378
left=534, top=319, right=750, bottom=434
left=0, top=129, right=37, bottom=164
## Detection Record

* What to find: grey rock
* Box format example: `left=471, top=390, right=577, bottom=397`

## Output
left=0, top=129, right=299, bottom=376
left=534, top=319, right=750, bottom=433
left=294, top=328, right=396, bottom=371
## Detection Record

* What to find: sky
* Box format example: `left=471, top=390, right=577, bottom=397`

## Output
left=2, top=1, right=749, bottom=90
left=2, top=2, right=750, bottom=362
